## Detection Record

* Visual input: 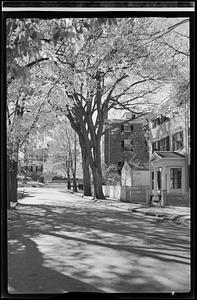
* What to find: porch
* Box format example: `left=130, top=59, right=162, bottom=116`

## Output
left=150, top=151, right=190, bottom=207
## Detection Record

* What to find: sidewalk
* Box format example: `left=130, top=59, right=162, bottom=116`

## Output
left=75, top=191, right=190, bottom=226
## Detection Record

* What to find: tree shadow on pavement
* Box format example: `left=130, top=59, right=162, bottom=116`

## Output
left=8, top=199, right=191, bottom=293
left=8, top=231, right=103, bottom=294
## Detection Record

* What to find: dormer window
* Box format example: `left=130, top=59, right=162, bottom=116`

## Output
left=152, top=115, right=170, bottom=128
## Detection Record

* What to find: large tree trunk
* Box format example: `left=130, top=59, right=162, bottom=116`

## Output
left=80, top=144, right=92, bottom=196
left=90, top=144, right=105, bottom=200
left=72, top=175, right=78, bottom=192
left=72, top=132, right=78, bottom=193
left=91, top=163, right=105, bottom=199
left=67, top=169, right=71, bottom=190
left=7, top=159, right=18, bottom=209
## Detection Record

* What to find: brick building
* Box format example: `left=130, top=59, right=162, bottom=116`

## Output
left=103, top=112, right=149, bottom=172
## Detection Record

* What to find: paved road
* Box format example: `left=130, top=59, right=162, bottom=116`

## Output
left=8, top=187, right=191, bottom=294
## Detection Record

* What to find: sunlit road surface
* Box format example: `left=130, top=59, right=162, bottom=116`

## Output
left=8, top=186, right=191, bottom=294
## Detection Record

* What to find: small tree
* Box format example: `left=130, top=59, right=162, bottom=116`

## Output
left=44, top=121, right=81, bottom=192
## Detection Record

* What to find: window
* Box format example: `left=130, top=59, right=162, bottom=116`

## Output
left=152, top=115, right=170, bottom=128
left=152, top=136, right=169, bottom=153
left=188, top=127, right=190, bottom=147
left=124, top=124, right=131, bottom=132
left=121, top=139, right=134, bottom=151
left=170, top=168, right=182, bottom=189
left=152, top=172, right=154, bottom=189
left=152, top=141, right=159, bottom=152
left=172, top=130, right=183, bottom=151
left=157, top=140, right=160, bottom=150
left=156, top=117, right=161, bottom=126
left=160, top=136, right=170, bottom=151
left=122, top=124, right=134, bottom=132
left=157, top=170, right=161, bottom=190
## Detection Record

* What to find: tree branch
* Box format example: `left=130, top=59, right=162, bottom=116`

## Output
left=7, top=57, right=49, bottom=86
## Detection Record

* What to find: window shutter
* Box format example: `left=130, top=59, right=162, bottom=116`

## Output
left=130, top=125, right=134, bottom=131
left=121, top=124, right=124, bottom=131
left=157, top=140, right=160, bottom=150
left=166, top=136, right=170, bottom=151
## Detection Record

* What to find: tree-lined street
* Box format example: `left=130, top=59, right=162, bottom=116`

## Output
left=8, top=187, right=190, bottom=294
left=6, top=16, right=190, bottom=205
left=4, top=12, right=192, bottom=296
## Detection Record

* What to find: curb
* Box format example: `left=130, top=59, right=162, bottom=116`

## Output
left=109, top=204, right=189, bottom=225
left=130, top=207, right=189, bottom=225
left=70, top=191, right=190, bottom=225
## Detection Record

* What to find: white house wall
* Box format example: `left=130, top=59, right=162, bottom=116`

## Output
left=132, top=170, right=150, bottom=186
left=150, top=158, right=186, bottom=193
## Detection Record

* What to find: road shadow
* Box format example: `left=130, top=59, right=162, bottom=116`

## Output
left=8, top=193, right=191, bottom=293
left=8, top=231, right=103, bottom=294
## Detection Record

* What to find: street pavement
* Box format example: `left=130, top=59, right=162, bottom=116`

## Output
left=8, top=186, right=191, bottom=294
left=85, top=196, right=191, bottom=226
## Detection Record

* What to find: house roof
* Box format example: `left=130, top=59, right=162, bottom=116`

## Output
left=124, top=161, right=149, bottom=170
left=105, top=116, right=144, bottom=124
left=154, top=151, right=185, bottom=158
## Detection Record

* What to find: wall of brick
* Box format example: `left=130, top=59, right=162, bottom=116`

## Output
left=105, top=121, right=149, bottom=166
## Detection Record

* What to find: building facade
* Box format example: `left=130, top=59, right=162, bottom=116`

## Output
left=104, top=113, right=149, bottom=172
left=20, top=132, right=52, bottom=181
left=121, top=161, right=149, bottom=187
left=148, top=105, right=190, bottom=206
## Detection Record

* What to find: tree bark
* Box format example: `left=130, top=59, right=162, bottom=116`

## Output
left=72, top=132, right=78, bottom=193
left=67, top=169, right=71, bottom=190
left=91, top=164, right=105, bottom=199
left=67, top=180, right=71, bottom=190
left=80, top=143, right=92, bottom=196
left=7, top=159, right=18, bottom=209
left=72, top=174, right=78, bottom=192
left=89, top=143, right=105, bottom=199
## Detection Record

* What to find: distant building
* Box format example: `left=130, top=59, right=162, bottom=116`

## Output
left=148, top=101, right=190, bottom=206
left=20, top=132, right=52, bottom=181
left=103, top=112, right=149, bottom=172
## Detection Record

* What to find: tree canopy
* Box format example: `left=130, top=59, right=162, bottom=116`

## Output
left=6, top=17, right=190, bottom=200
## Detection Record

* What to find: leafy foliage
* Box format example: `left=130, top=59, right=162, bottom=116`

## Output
left=6, top=17, right=190, bottom=199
